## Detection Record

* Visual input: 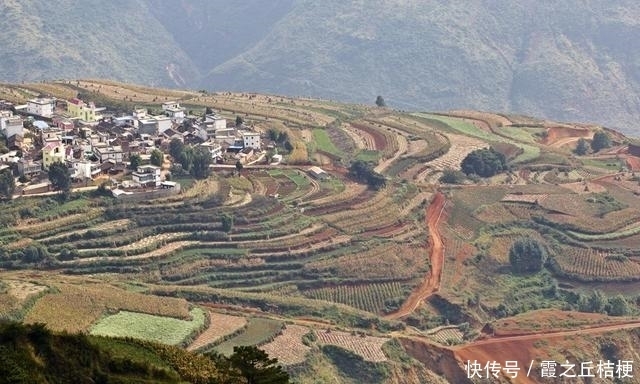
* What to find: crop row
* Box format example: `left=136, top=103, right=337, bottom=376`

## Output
left=552, top=247, right=640, bottom=280
left=303, top=281, right=405, bottom=314
left=315, top=330, right=388, bottom=362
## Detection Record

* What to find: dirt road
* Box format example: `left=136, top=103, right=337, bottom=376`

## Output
left=385, top=192, right=446, bottom=320
left=456, top=321, right=640, bottom=349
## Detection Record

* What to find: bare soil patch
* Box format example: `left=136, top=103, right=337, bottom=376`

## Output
left=187, top=311, right=248, bottom=351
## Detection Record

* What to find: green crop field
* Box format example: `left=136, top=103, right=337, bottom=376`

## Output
left=313, top=128, right=343, bottom=157
left=90, top=307, right=206, bottom=345
left=213, top=317, right=284, bottom=356
left=416, top=113, right=540, bottom=163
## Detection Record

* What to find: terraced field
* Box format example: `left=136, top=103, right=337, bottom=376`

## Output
left=2, top=80, right=640, bottom=384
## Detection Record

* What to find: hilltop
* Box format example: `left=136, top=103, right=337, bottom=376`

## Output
left=2, top=1, right=640, bottom=133
left=1, top=80, right=640, bottom=383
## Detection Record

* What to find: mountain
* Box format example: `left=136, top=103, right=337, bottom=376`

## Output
left=0, top=0, right=199, bottom=87
left=2, top=0, right=640, bottom=134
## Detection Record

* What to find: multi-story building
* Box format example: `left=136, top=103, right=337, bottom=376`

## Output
left=67, top=98, right=105, bottom=122
left=162, top=101, right=186, bottom=123
left=132, top=165, right=161, bottom=187
left=17, top=159, right=42, bottom=178
left=93, top=144, right=124, bottom=164
left=27, top=98, right=55, bottom=117
left=241, top=131, right=262, bottom=150
left=42, top=141, right=66, bottom=169
left=0, top=113, right=24, bottom=138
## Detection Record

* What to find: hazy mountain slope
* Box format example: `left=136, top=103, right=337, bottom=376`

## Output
left=201, top=0, right=640, bottom=133
left=0, top=0, right=198, bottom=87
left=144, top=0, right=295, bottom=74
left=2, top=0, right=640, bottom=133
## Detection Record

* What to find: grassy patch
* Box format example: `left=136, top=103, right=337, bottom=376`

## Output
left=213, top=317, right=284, bottom=356
left=416, top=113, right=540, bottom=163
left=90, top=307, right=205, bottom=345
left=355, top=150, right=382, bottom=163
left=313, top=128, right=343, bottom=157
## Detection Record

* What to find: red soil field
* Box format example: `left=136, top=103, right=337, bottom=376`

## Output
left=384, top=192, right=446, bottom=320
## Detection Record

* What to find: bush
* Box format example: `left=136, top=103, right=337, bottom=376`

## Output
left=509, top=238, right=547, bottom=274
left=461, top=147, right=507, bottom=177
left=439, top=169, right=466, bottom=184
left=591, top=131, right=611, bottom=152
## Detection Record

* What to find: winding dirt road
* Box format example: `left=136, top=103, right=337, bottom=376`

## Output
left=385, top=192, right=446, bottom=320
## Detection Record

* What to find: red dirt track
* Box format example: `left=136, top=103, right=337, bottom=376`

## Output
left=385, top=192, right=446, bottom=320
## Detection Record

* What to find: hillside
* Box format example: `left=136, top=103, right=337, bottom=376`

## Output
left=2, top=1, right=640, bottom=133
left=0, top=0, right=198, bottom=87
left=1, top=80, right=640, bottom=383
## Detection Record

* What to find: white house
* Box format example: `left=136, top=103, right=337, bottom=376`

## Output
left=203, top=114, right=227, bottom=139
left=93, top=144, right=124, bottom=164
left=132, top=165, right=161, bottom=187
left=200, top=141, right=223, bottom=159
left=155, top=116, right=172, bottom=134
left=241, top=131, right=261, bottom=150
left=162, top=101, right=186, bottom=123
left=27, top=98, right=55, bottom=117
left=0, top=114, right=23, bottom=138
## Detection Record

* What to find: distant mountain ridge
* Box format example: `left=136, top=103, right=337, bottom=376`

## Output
left=1, top=0, right=640, bottom=134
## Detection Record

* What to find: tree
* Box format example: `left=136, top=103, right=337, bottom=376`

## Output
left=190, top=146, right=211, bottom=179
left=128, top=154, right=142, bottom=170
left=228, top=346, right=290, bottom=384
left=0, top=168, right=15, bottom=199
left=349, top=160, right=386, bottom=190
left=235, top=160, right=244, bottom=172
left=508, top=238, right=547, bottom=274
left=284, top=140, right=294, bottom=152
left=179, top=146, right=194, bottom=172
left=169, top=138, right=184, bottom=160
left=150, top=149, right=164, bottom=167
left=461, top=147, right=507, bottom=178
left=587, top=290, right=608, bottom=313
left=221, top=213, right=234, bottom=232
left=574, top=138, right=589, bottom=155
left=375, top=95, right=386, bottom=107
left=607, top=294, right=630, bottom=316
left=48, top=162, right=71, bottom=193
left=235, top=115, right=244, bottom=127
left=591, top=131, right=611, bottom=152
left=439, top=169, right=466, bottom=184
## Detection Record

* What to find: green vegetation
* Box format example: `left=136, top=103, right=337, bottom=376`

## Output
left=416, top=114, right=540, bottom=163
left=0, top=168, right=15, bottom=199
left=461, top=147, right=507, bottom=178
left=313, top=128, right=343, bottom=157
left=355, top=149, right=381, bottom=163
left=48, top=161, right=71, bottom=194
left=591, top=131, right=611, bottom=152
left=150, top=149, right=164, bottom=167
left=90, top=307, right=206, bottom=345
left=509, top=238, right=547, bottom=274
left=222, top=345, right=290, bottom=384
left=128, top=153, right=142, bottom=170
left=214, top=318, right=284, bottom=356
left=439, top=168, right=466, bottom=184
left=349, top=160, right=386, bottom=190
left=0, top=321, right=292, bottom=384
left=322, top=345, right=389, bottom=383
left=574, top=138, right=589, bottom=155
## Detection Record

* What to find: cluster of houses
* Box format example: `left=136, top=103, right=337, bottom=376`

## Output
left=0, top=96, right=264, bottom=194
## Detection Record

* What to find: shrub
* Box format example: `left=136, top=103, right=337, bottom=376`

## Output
left=461, top=147, right=507, bottom=177
left=509, top=238, right=547, bottom=274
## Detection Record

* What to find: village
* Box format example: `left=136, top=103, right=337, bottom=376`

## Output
left=0, top=95, right=298, bottom=198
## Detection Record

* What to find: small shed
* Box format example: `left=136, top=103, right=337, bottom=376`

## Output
left=308, top=166, right=329, bottom=180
